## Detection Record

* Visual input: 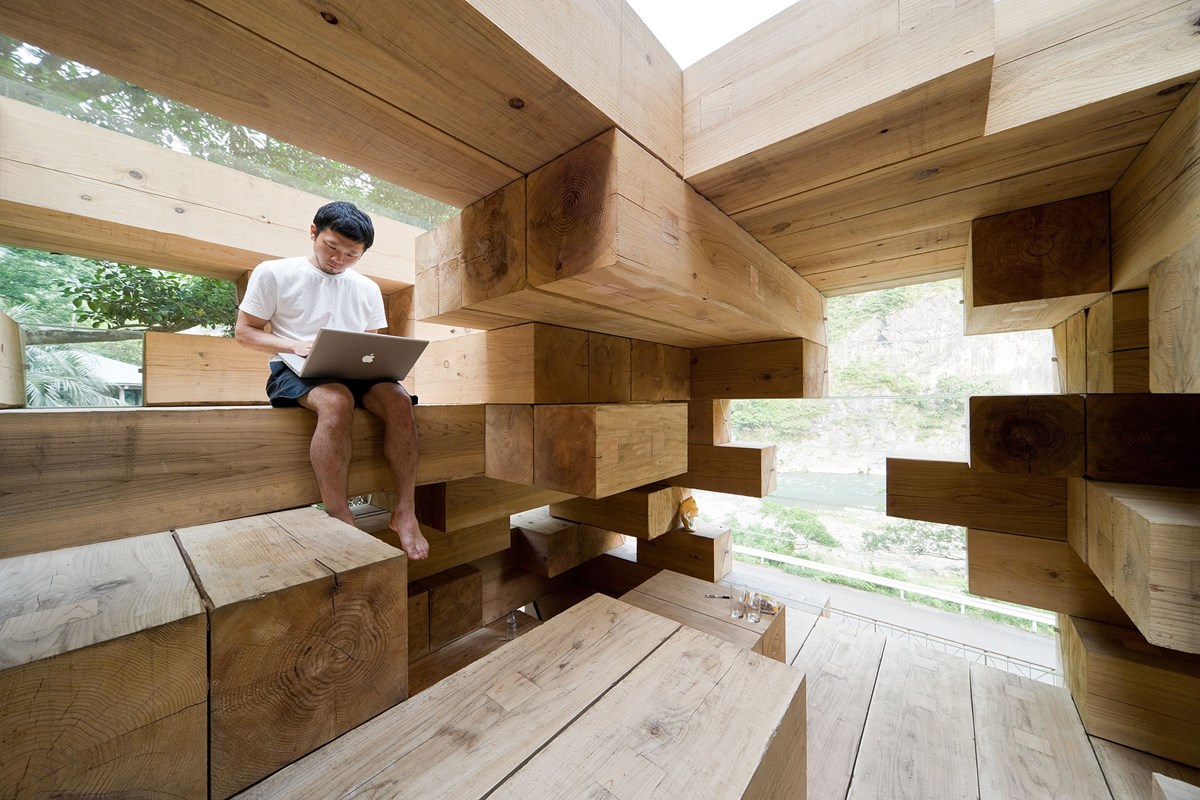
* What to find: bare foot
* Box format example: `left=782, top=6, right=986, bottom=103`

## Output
left=326, top=507, right=357, bottom=527
left=391, top=511, right=429, bottom=560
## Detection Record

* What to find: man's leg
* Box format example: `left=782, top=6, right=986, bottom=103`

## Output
left=297, top=383, right=358, bottom=527
left=362, top=383, right=428, bottom=560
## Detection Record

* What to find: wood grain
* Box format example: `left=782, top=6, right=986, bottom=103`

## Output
left=511, top=507, right=624, bottom=578
left=0, top=309, right=23, bottom=408
left=635, top=522, right=733, bottom=584
left=421, top=564, right=483, bottom=650
left=1086, top=394, right=1200, bottom=487
left=688, top=399, right=733, bottom=445
left=415, top=476, right=571, bottom=532
left=143, top=331, right=270, bottom=405
left=1092, top=737, right=1200, bottom=800
left=408, top=611, right=540, bottom=696
left=550, top=484, right=689, bottom=540
left=690, top=338, right=825, bottom=399
left=665, top=442, right=778, bottom=498
left=1149, top=237, right=1200, bottom=393
left=969, top=394, right=1086, bottom=477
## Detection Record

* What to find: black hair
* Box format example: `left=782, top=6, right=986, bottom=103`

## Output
left=313, top=201, right=375, bottom=250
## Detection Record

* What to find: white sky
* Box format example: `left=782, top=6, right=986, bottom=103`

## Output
left=624, top=0, right=799, bottom=68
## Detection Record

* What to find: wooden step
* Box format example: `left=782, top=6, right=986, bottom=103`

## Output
left=511, top=507, right=624, bottom=578
left=635, top=522, right=733, bottom=583
left=550, top=484, right=690, bottom=540
left=1061, top=615, right=1200, bottom=768
left=415, top=476, right=571, bottom=533
left=0, top=533, right=207, bottom=799
left=175, top=507, right=408, bottom=799
left=408, top=610, right=540, bottom=696
left=0, top=404, right=486, bottom=559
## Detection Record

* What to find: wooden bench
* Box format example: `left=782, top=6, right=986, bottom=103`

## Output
left=235, top=593, right=806, bottom=799
left=620, top=569, right=788, bottom=662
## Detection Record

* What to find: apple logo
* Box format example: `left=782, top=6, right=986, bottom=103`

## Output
left=362, top=353, right=375, bottom=363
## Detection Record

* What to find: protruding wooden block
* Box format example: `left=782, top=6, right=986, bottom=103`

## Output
left=0, top=309, right=23, bottom=408
left=1086, top=394, right=1200, bottom=487
left=690, top=338, right=827, bottom=399
left=175, top=508, right=407, bottom=799
left=589, top=332, right=631, bottom=403
left=408, top=611, right=541, bottom=696
left=143, top=331, right=270, bottom=405
left=1062, top=615, right=1200, bottom=768
left=1110, top=485, right=1200, bottom=653
left=415, top=476, right=571, bottom=532
left=549, top=484, right=689, bottom=540
left=422, top=564, right=483, bottom=650
left=887, top=456, right=1067, bottom=539
left=408, top=583, right=430, bottom=662
left=665, top=442, right=777, bottom=497
left=534, top=403, right=688, bottom=498
left=511, top=508, right=624, bottom=578
left=414, top=323, right=590, bottom=404
left=965, top=193, right=1111, bottom=335
left=1087, top=290, right=1150, bottom=393
left=687, top=399, right=732, bottom=445
left=1091, top=737, right=1200, bottom=800
left=966, top=528, right=1129, bottom=626
left=630, top=340, right=690, bottom=401
left=1155, top=773, right=1200, bottom=800
left=635, top=522, right=732, bottom=583
left=969, top=394, right=1085, bottom=476
left=572, top=543, right=662, bottom=598
left=486, top=404, right=535, bottom=485
left=1150, top=238, right=1200, bottom=393
left=0, top=405, right=486, bottom=559
left=1068, top=476, right=1088, bottom=562
left=0, top=533, right=206, bottom=800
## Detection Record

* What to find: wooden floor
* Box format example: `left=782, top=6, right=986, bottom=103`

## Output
left=790, top=614, right=1200, bottom=800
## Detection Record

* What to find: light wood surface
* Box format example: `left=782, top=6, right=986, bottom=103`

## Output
left=1065, top=310, right=1089, bottom=393
left=887, top=456, right=1068, bottom=539
left=590, top=331, right=633, bottom=402
left=969, top=394, right=1086, bottom=477
left=143, top=332, right=270, bottom=405
left=0, top=404, right=486, bottom=559
left=408, top=610, right=541, bottom=696
left=1149, top=237, right=1200, bottom=393
left=0, top=309, right=23, bottom=408
left=533, top=403, right=688, bottom=498
left=690, top=338, right=826, bottom=399
left=967, top=528, right=1130, bottom=626
left=0, top=533, right=206, bottom=799
left=471, top=545, right=562, bottom=626
left=848, top=639, right=976, bottom=800
left=688, top=399, right=733, bottom=445
left=1062, top=615, right=1200, bottom=768
left=1068, top=476, right=1089, bottom=562
left=405, top=519, right=512, bottom=583
left=549, top=484, right=689, bottom=540
left=791, top=619, right=887, bottom=800
left=971, top=663, right=1111, bottom=800
left=1085, top=481, right=1163, bottom=595
left=235, top=594, right=682, bottom=799
left=1156, top=774, right=1200, bottom=800
left=488, top=626, right=806, bottom=800
left=630, top=340, right=691, bottom=401
left=176, top=507, right=408, bottom=798
left=964, top=193, right=1111, bottom=335
left=1087, top=290, right=1151, bottom=393
left=635, top=522, right=733, bottom=584
left=0, top=92, right=419, bottom=288
left=1092, top=738, right=1200, bottom=800
left=415, top=476, right=571, bottom=532
left=485, top=404, right=535, bottom=485
left=511, top=507, right=624, bottom=578
left=665, top=442, right=778, bottom=497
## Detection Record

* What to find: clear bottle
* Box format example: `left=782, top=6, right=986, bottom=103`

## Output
left=505, top=609, right=518, bottom=640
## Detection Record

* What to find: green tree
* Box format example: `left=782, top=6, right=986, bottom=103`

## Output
left=22, top=346, right=121, bottom=408
left=862, top=518, right=966, bottom=560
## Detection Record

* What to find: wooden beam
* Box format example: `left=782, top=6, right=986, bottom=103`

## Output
left=1155, top=774, right=1200, bottom=800
left=629, top=340, right=690, bottom=401
left=687, top=399, right=732, bottom=446
left=988, top=0, right=1200, bottom=135
left=690, top=338, right=827, bottom=399
left=0, top=96, right=419, bottom=289
left=0, top=533, right=206, bottom=799
left=471, top=544, right=563, bottom=625
left=533, top=403, right=688, bottom=499
left=968, top=394, right=1086, bottom=477
left=1087, top=394, right=1200, bottom=487
left=0, top=0, right=518, bottom=207
left=1062, top=615, right=1200, bottom=768
left=484, top=404, right=535, bottom=485
left=588, top=332, right=631, bottom=403
left=964, top=193, right=1110, bottom=335
left=886, top=456, right=1067, bottom=539
left=420, top=564, right=483, bottom=650
left=683, top=0, right=993, bottom=214
left=407, top=583, right=430, bottom=662
left=143, top=332, right=269, bottom=405
left=1087, top=289, right=1151, bottom=393
left=1150, top=238, right=1200, bottom=393
left=550, top=484, right=689, bottom=540
left=1091, top=737, right=1200, bottom=800
left=965, top=528, right=1129, bottom=626
left=634, top=522, right=732, bottom=583
left=176, top=508, right=408, bottom=799
left=0, top=309, right=23, bottom=408
left=415, top=477, right=571, bottom=533
left=0, top=405, right=485, bottom=558
left=665, top=442, right=777, bottom=498
left=511, top=508, right=623, bottom=579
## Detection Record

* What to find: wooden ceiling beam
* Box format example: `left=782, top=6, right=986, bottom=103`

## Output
left=0, top=97, right=419, bottom=289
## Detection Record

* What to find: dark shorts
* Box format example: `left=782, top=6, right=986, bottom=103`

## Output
left=266, top=361, right=418, bottom=408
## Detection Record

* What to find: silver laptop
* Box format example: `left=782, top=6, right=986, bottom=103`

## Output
left=278, top=328, right=429, bottom=381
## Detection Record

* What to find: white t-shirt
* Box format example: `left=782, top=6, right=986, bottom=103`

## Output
left=239, top=256, right=387, bottom=359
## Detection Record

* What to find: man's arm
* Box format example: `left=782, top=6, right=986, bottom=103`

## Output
left=234, top=310, right=313, bottom=357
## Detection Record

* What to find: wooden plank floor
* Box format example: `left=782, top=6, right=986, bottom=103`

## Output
left=792, top=616, right=1200, bottom=800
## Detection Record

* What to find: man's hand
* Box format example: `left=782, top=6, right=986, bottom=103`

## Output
left=289, top=340, right=315, bottom=357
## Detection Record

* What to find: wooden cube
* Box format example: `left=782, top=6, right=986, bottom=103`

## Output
left=0, top=533, right=207, bottom=799
left=636, top=523, right=732, bottom=583
left=550, top=484, right=690, bottom=540
left=512, top=507, right=624, bottom=578
left=175, top=508, right=408, bottom=799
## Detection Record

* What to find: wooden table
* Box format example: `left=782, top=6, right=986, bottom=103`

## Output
left=621, top=569, right=788, bottom=662
left=237, top=593, right=806, bottom=799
